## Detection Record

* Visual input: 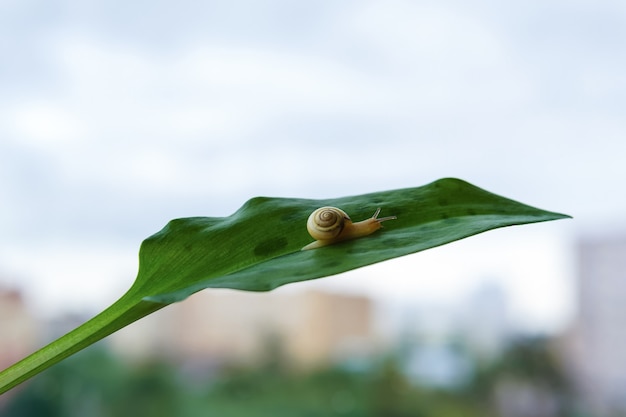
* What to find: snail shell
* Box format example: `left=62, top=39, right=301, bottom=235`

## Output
left=306, top=207, right=351, bottom=240
left=302, top=206, right=396, bottom=250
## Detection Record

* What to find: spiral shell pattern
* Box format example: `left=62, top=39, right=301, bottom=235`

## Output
left=306, top=207, right=350, bottom=240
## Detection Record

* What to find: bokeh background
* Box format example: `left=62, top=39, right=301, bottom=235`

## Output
left=1, top=0, right=625, bottom=416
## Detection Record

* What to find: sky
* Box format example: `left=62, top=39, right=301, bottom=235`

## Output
left=1, top=0, right=625, bottom=334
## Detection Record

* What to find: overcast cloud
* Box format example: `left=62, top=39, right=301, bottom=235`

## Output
left=1, top=0, right=624, bottom=331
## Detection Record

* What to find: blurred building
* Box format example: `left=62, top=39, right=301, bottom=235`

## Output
left=566, top=234, right=626, bottom=416
left=110, top=289, right=376, bottom=368
left=400, top=281, right=512, bottom=389
left=0, top=287, right=39, bottom=407
left=0, top=288, right=39, bottom=370
left=458, top=280, right=512, bottom=359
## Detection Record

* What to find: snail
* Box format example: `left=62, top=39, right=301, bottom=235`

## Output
left=301, top=206, right=397, bottom=250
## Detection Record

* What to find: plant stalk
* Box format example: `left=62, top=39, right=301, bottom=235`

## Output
left=0, top=292, right=165, bottom=395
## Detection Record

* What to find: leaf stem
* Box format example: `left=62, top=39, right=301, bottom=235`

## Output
left=0, top=292, right=166, bottom=395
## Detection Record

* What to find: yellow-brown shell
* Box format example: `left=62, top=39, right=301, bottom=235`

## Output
left=306, top=207, right=351, bottom=240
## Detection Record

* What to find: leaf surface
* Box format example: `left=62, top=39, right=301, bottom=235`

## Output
left=0, top=178, right=570, bottom=394
left=134, top=178, right=569, bottom=302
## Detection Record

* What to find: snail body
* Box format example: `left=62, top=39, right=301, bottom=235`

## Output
left=302, top=206, right=396, bottom=250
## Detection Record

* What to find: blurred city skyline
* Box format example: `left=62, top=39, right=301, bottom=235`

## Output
left=1, top=0, right=625, bottom=334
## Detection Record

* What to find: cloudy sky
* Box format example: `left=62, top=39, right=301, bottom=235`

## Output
left=1, top=0, right=625, bottom=332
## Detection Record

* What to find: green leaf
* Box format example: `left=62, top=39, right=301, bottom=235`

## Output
left=0, top=178, right=570, bottom=394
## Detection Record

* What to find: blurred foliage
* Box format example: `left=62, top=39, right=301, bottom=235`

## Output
left=469, top=336, right=576, bottom=417
left=1, top=337, right=576, bottom=417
